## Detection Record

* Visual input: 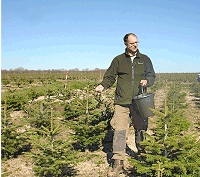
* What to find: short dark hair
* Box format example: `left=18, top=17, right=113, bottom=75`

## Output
left=123, top=33, right=137, bottom=43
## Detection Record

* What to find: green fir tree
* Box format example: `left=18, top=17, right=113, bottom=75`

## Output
left=63, top=85, right=113, bottom=151
left=29, top=108, right=79, bottom=176
left=129, top=82, right=200, bottom=177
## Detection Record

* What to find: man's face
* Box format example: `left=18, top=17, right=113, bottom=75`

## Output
left=125, top=35, right=138, bottom=54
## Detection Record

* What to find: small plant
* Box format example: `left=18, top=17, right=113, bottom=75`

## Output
left=29, top=108, right=79, bottom=176
left=26, top=77, right=34, bottom=85
left=28, top=88, right=39, bottom=102
left=1, top=114, right=29, bottom=160
left=1, top=88, right=29, bottom=111
left=190, top=82, right=200, bottom=97
left=26, top=103, right=51, bottom=130
left=1, top=78, right=10, bottom=86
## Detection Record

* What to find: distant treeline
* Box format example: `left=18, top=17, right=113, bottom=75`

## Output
left=1, top=68, right=106, bottom=74
left=1, top=68, right=199, bottom=83
left=155, top=72, right=199, bottom=83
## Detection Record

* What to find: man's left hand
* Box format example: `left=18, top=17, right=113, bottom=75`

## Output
left=140, top=80, right=147, bottom=87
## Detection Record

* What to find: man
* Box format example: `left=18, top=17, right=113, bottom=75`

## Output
left=95, top=33, right=155, bottom=176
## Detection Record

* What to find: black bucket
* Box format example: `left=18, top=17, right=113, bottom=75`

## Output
left=133, top=87, right=155, bottom=118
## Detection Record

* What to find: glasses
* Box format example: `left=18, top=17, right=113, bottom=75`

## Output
left=128, top=42, right=139, bottom=45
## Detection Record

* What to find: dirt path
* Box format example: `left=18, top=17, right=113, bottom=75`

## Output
left=0, top=87, right=175, bottom=177
left=184, top=88, right=200, bottom=135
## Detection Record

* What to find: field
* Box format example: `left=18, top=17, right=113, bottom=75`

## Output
left=1, top=71, right=200, bottom=177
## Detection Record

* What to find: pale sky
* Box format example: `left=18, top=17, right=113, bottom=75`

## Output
left=1, top=0, right=200, bottom=73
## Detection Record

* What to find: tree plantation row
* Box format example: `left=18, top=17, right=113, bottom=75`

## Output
left=1, top=72, right=199, bottom=88
left=129, top=81, right=200, bottom=176
left=1, top=79, right=115, bottom=176
left=1, top=73, right=200, bottom=176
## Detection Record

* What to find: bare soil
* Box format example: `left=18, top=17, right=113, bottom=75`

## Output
left=184, top=88, right=200, bottom=137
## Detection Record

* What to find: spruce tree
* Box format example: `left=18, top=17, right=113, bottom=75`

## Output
left=63, top=85, right=113, bottom=151
left=129, top=82, right=200, bottom=176
left=1, top=112, right=29, bottom=160
left=29, top=108, right=79, bottom=176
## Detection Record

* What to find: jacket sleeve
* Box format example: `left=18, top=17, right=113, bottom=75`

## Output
left=100, top=57, right=118, bottom=89
left=145, top=58, right=156, bottom=87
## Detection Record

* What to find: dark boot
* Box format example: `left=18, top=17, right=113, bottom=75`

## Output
left=107, top=159, right=124, bottom=177
left=135, top=130, right=145, bottom=155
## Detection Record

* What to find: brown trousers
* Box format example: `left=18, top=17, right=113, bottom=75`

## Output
left=111, top=102, right=148, bottom=160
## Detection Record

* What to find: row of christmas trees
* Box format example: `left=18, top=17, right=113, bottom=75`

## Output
left=2, top=80, right=199, bottom=176
left=1, top=82, right=114, bottom=176
left=128, top=81, right=200, bottom=177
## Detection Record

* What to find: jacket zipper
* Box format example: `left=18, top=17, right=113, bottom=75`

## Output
left=132, top=61, right=135, bottom=98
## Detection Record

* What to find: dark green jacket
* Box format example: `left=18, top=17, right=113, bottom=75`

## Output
left=101, top=49, right=156, bottom=105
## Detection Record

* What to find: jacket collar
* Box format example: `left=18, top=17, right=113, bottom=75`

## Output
left=125, top=48, right=140, bottom=58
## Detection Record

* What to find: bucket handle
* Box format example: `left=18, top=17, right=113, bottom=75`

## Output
left=139, top=84, right=144, bottom=95
left=138, top=85, right=147, bottom=98
left=140, top=84, right=147, bottom=94
left=141, top=85, right=144, bottom=94
left=136, top=85, right=144, bottom=98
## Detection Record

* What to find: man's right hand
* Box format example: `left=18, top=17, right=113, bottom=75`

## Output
left=95, top=84, right=104, bottom=92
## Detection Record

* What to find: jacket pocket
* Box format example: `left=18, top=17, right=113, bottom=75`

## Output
left=115, top=82, right=122, bottom=100
left=135, top=61, right=145, bottom=75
